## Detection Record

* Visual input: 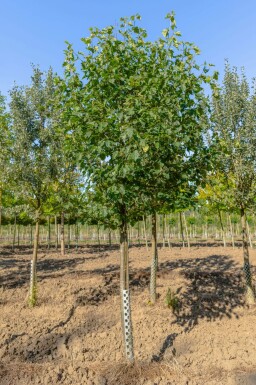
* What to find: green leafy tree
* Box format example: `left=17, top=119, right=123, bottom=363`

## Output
left=9, top=67, right=59, bottom=306
left=61, top=12, right=217, bottom=360
left=213, top=63, right=256, bottom=303
left=0, top=94, right=11, bottom=232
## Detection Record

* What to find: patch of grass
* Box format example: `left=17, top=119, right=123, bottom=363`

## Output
left=165, top=288, right=180, bottom=314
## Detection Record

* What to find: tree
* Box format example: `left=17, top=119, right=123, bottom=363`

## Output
left=0, top=94, right=11, bottom=233
left=212, top=63, right=256, bottom=303
left=9, top=67, right=59, bottom=306
left=61, top=12, right=217, bottom=361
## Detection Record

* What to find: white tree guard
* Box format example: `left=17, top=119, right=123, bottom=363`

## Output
left=122, top=289, right=134, bottom=361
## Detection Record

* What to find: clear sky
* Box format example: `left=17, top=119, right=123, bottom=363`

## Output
left=1, top=0, right=256, bottom=96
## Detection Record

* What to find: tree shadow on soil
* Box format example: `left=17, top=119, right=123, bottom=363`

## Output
left=151, top=254, right=249, bottom=362
left=159, top=254, right=246, bottom=332
left=0, top=256, right=86, bottom=289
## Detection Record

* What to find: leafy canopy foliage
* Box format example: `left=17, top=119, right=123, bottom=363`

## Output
left=212, top=63, right=256, bottom=209
left=60, top=13, right=218, bottom=226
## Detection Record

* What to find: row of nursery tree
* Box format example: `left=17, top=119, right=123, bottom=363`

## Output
left=2, top=211, right=256, bottom=250
left=1, top=13, right=256, bottom=360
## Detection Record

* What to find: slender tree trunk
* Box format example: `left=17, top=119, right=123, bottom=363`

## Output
left=108, top=228, right=112, bottom=246
left=241, top=207, right=255, bottom=304
left=228, top=213, right=235, bottom=249
left=12, top=214, right=17, bottom=251
left=17, top=224, right=20, bottom=247
left=165, top=214, right=171, bottom=249
left=217, top=208, right=226, bottom=247
left=143, top=215, right=148, bottom=251
left=120, top=209, right=134, bottom=362
left=150, top=212, right=158, bottom=303
left=162, top=215, right=165, bottom=248
left=246, top=221, right=253, bottom=249
left=29, top=210, right=40, bottom=306
left=179, top=212, right=185, bottom=248
left=75, top=222, right=79, bottom=250
left=67, top=221, right=71, bottom=250
left=97, top=224, right=100, bottom=250
left=60, top=211, right=65, bottom=256
left=47, top=216, right=51, bottom=249
left=55, top=215, right=58, bottom=250
left=182, top=212, right=190, bottom=249
left=30, top=224, right=33, bottom=246
left=137, top=221, right=141, bottom=246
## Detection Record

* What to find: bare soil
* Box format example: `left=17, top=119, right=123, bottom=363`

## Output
left=1, top=243, right=256, bottom=385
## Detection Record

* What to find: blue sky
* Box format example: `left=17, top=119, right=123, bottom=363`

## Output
left=1, top=0, right=256, bottom=96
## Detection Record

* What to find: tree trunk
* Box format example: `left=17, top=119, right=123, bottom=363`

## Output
left=75, top=222, right=79, bottom=250
left=228, top=213, right=235, bottom=249
left=137, top=221, right=141, bottom=246
left=246, top=221, right=253, bottom=249
left=162, top=215, right=165, bottom=248
left=150, top=212, right=158, bottom=304
left=55, top=215, right=58, bottom=250
left=120, top=211, right=134, bottom=362
left=47, top=216, right=51, bottom=249
left=30, top=224, right=33, bottom=246
left=108, top=228, right=112, bottom=246
left=218, top=208, right=226, bottom=247
left=60, top=211, right=65, bottom=256
left=182, top=212, right=190, bottom=249
left=179, top=212, right=185, bottom=248
left=17, top=224, right=20, bottom=246
left=166, top=214, right=171, bottom=249
left=29, top=210, right=40, bottom=306
left=241, top=207, right=255, bottom=304
left=143, top=216, right=148, bottom=251
left=97, top=224, right=100, bottom=250
left=67, top=221, right=71, bottom=249
left=12, top=214, right=17, bottom=251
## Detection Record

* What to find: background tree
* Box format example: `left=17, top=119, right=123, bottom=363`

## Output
left=9, top=67, right=59, bottom=306
left=0, top=94, right=11, bottom=233
left=212, top=63, right=256, bottom=303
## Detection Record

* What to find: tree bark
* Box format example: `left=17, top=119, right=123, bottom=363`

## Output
left=97, top=224, right=100, bottom=250
left=182, top=212, right=190, bottom=249
left=60, top=211, right=65, bottom=256
left=137, top=221, right=141, bottom=246
left=150, top=211, right=158, bottom=303
left=47, top=216, right=51, bottom=249
left=75, top=222, right=79, bottom=250
left=228, top=213, right=235, bottom=249
left=67, top=221, right=71, bottom=249
left=17, top=224, right=20, bottom=246
left=120, top=208, right=134, bottom=362
left=241, top=207, right=255, bottom=304
left=246, top=221, right=253, bottom=249
left=143, top=216, right=148, bottom=251
left=179, top=212, right=185, bottom=248
left=55, top=215, right=58, bottom=250
left=162, top=215, right=166, bottom=248
left=29, top=210, right=40, bottom=306
left=108, top=228, right=112, bottom=246
left=12, top=214, right=17, bottom=251
left=217, top=208, right=226, bottom=247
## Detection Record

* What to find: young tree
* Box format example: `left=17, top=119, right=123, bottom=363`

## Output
left=0, top=94, right=11, bottom=233
left=9, top=67, right=59, bottom=305
left=61, top=13, right=217, bottom=360
left=213, top=63, right=256, bottom=304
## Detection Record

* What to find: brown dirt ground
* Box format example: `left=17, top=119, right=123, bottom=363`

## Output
left=1, top=243, right=256, bottom=385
